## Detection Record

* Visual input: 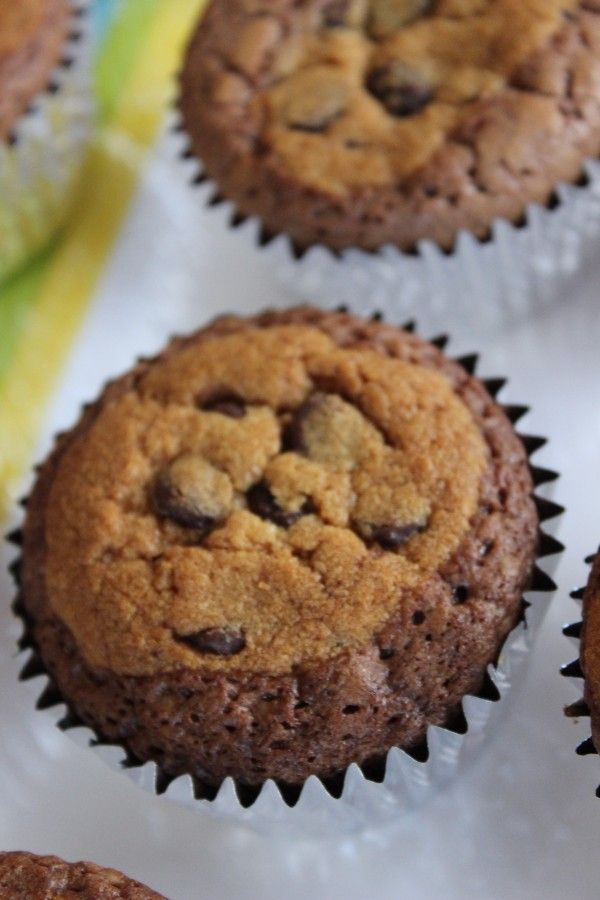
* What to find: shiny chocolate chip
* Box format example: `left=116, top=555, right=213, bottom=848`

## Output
left=367, top=61, right=432, bottom=116
left=451, top=584, right=469, bottom=605
left=325, top=0, right=368, bottom=27
left=368, top=0, right=433, bottom=38
left=283, top=392, right=371, bottom=466
left=154, top=478, right=215, bottom=532
left=247, top=481, right=313, bottom=528
left=176, top=627, right=246, bottom=656
left=282, top=395, right=320, bottom=453
left=284, top=79, right=348, bottom=132
left=371, top=522, right=423, bottom=549
left=153, top=455, right=233, bottom=533
left=201, top=393, right=246, bottom=419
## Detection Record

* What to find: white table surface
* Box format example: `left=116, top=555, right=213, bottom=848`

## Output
left=1, top=131, right=599, bottom=899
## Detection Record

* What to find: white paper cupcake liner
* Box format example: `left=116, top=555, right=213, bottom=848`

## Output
left=171, top=113, right=600, bottom=336
left=9, top=343, right=564, bottom=838
left=561, top=551, right=600, bottom=796
left=0, top=1, right=94, bottom=283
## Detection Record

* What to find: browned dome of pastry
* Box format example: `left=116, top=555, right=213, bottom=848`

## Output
left=0, top=0, right=70, bottom=141
left=19, top=307, right=538, bottom=789
left=0, top=852, right=164, bottom=900
left=179, top=0, right=600, bottom=251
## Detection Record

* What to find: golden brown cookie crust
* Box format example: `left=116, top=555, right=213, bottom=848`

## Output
left=0, top=852, right=164, bottom=900
left=179, top=0, right=600, bottom=250
left=20, top=308, right=538, bottom=786
left=0, top=0, right=70, bottom=140
left=44, top=324, right=487, bottom=677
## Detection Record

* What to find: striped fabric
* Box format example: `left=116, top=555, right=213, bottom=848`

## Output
left=0, top=0, right=205, bottom=519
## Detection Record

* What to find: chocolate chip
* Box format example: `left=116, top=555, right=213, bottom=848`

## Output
left=154, top=479, right=214, bottom=532
left=284, top=79, right=348, bottom=132
left=371, top=522, right=423, bottom=549
left=367, top=61, right=432, bottom=117
left=201, top=392, right=246, bottom=418
left=368, top=0, right=433, bottom=38
left=452, top=584, right=469, bottom=604
left=153, top=455, right=233, bottom=533
left=282, top=395, right=320, bottom=452
left=247, top=481, right=312, bottom=528
left=283, top=392, right=373, bottom=465
left=176, top=627, right=246, bottom=656
left=324, top=0, right=368, bottom=27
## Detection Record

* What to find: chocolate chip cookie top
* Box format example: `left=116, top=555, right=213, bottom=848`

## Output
left=44, top=320, right=487, bottom=678
left=225, top=0, right=572, bottom=192
left=180, top=0, right=600, bottom=250
left=0, top=852, right=164, bottom=900
left=0, top=0, right=70, bottom=140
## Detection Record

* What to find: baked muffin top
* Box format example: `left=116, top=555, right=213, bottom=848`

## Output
left=222, top=0, right=572, bottom=195
left=180, top=0, right=600, bottom=250
left=21, top=308, right=538, bottom=788
left=44, top=322, right=487, bottom=677
left=0, top=0, right=70, bottom=140
left=0, top=852, right=164, bottom=900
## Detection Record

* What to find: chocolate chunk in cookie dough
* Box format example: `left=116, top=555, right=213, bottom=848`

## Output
left=282, top=72, right=349, bottom=133
left=366, top=61, right=432, bottom=117
left=154, top=454, right=233, bottom=533
left=368, top=0, right=433, bottom=38
left=283, top=392, right=377, bottom=464
left=370, top=521, right=424, bottom=549
left=324, top=0, right=369, bottom=28
left=201, top=392, right=247, bottom=418
left=176, top=627, right=246, bottom=656
left=247, top=480, right=313, bottom=528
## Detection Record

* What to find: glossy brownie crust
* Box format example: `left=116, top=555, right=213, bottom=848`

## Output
left=179, top=0, right=600, bottom=252
left=0, top=852, right=164, bottom=899
left=19, top=308, right=538, bottom=788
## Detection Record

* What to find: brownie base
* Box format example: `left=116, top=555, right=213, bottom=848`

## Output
left=18, top=307, right=538, bottom=788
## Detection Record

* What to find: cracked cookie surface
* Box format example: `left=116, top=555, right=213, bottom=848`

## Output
left=44, top=324, right=486, bottom=676
left=180, top=0, right=600, bottom=250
